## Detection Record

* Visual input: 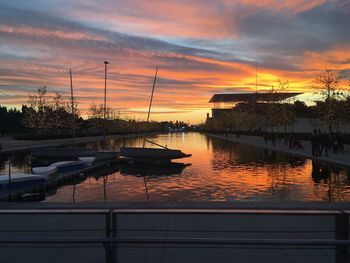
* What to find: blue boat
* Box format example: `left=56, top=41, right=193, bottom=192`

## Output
left=0, top=173, right=45, bottom=191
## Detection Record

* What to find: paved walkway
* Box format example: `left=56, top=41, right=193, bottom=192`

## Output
left=207, top=133, right=350, bottom=168
left=0, top=133, right=145, bottom=155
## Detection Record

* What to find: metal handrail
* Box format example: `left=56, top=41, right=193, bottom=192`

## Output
left=0, top=208, right=348, bottom=263
left=0, top=237, right=349, bottom=246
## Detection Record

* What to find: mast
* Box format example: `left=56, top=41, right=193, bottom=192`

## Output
left=255, top=59, right=258, bottom=93
left=103, top=61, right=109, bottom=139
left=143, top=66, right=158, bottom=148
left=69, top=68, right=76, bottom=139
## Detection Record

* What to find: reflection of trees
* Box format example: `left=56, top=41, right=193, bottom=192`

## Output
left=210, top=137, right=306, bottom=169
left=0, top=153, right=32, bottom=174
left=311, top=161, right=349, bottom=201
left=0, top=156, right=5, bottom=171
left=267, top=165, right=290, bottom=201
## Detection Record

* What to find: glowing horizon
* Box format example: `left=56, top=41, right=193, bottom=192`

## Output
left=0, top=0, right=349, bottom=123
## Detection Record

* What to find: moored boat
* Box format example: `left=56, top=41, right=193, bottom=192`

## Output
left=32, top=166, right=57, bottom=176
left=49, top=161, right=86, bottom=173
left=95, top=151, right=119, bottom=161
left=120, top=147, right=191, bottom=160
left=0, top=173, right=45, bottom=190
left=78, top=157, right=96, bottom=165
left=32, top=161, right=86, bottom=177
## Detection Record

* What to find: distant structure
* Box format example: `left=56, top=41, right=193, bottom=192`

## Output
left=209, top=92, right=302, bottom=118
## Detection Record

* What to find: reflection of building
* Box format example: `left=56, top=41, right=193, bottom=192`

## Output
left=209, top=92, right=302, bottom=118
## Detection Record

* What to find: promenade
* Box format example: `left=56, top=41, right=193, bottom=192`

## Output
left=207, top=133, right=350, bottom=168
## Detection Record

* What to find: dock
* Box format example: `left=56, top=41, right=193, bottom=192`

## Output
left=0, top=160, right=118, bottom=201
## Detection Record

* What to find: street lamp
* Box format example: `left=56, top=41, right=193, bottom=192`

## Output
left=103, top=61, right=109, bottom=138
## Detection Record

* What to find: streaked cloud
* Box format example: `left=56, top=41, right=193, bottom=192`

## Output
left=0, top=1, right=349, bottom=122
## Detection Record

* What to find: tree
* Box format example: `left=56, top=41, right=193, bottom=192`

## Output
left=23, top=86, right=50, bottom=131
left=264, top=86, right=281, bottom=132
left=312, top=69, right=346, bottom=132
left=278, top=80, right=295, bottom=133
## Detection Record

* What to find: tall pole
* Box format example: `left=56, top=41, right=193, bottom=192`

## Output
left=256, top=59, right=258, bottom=93
left=69, top=68, right=75, bottom=139
left=8, top=161, right=11, bottom=202
left=103, top=61, right=109, bottom=139
left=143, top=66, right=158, bottom=148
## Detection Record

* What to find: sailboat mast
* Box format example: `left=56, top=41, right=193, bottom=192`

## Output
left=70, top=68, right=76, bottom=139
left=143, top=66, right=158, bottom=148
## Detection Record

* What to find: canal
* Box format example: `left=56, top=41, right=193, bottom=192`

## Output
left=0, top=132, right=349, bottom=202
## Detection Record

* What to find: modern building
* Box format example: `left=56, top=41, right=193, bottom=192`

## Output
left=208, top=92, right=350, bottom=133
left=209, top=92, right=302, bottom=118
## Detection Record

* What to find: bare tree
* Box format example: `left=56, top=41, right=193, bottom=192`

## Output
left=312, top=69, right=346, bottom=132
left=23, top=86, right=50, bottom=131
left=278, top=80, right=295, bottom=133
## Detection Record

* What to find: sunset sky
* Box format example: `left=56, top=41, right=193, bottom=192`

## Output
left=1, top=0, right=349, bottom=123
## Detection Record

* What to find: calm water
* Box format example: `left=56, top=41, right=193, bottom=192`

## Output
left=1, top=132, right=349, bottom=202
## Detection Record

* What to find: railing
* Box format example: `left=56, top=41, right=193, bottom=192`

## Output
left=0, top=208, right=349, bottom=263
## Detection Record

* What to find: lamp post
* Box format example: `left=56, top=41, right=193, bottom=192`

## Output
left=103, top=61, right=109, bottom=138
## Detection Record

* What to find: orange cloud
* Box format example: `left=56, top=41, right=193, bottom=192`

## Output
left=0, top=25, right=107, bottom=42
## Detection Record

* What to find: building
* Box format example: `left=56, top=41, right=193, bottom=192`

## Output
left=208, top=92, right=350, bottom=133
left=209, top=92, right=302, bottom=118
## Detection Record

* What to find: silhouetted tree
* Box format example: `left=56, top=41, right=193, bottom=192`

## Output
left=312, top=69, right=346, bottom=132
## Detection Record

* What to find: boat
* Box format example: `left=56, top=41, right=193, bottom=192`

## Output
left=78, top=157, right=96, bottom=165
left=49, top=161, right=86, bottom=172
left=31, top=148, right=97, bottom=159
left=95, top=151, right=120, bottom=161
left=0, top=173, right=45, bottom=190
left=120, top=67, right=191, bottom=161
left=32, top=161, right=86, bottom=178
left=120, top=147, right=191, bottom=160
left=32, top=166, right=57, bottom=176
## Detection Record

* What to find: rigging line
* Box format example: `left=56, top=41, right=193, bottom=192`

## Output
left=69, top=68, right=75, bottom=139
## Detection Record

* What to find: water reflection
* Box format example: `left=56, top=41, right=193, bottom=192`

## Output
left=311, top=161, right=350, bottom=201
left=120, top=162, right=190, bottom=177
left=0, top=133, right=349, bottom=202
left=120, top=162, right=191, bottom=202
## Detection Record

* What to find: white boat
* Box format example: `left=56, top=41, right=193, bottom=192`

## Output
left=32, top=166, right=57, bottom=176
left=49, top=161, right=86, bottom=172
left=0, top=173, right=45, bottom=190
left=78, top=157, right=96, bottom=165
left=32, top=161, right=86, bottom=177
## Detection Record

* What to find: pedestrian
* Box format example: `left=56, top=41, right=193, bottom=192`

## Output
left=288, top=133, right=294, bottom=150
left=337, top=133, right=344, bottom=153
left=311, top=129, right=318, bottom=156
left=321, top=131, right=330, bottom=156
left=272, top=133, right=276, bottom=147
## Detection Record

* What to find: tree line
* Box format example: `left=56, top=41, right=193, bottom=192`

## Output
left=0, top=86, right=172, bottom=139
